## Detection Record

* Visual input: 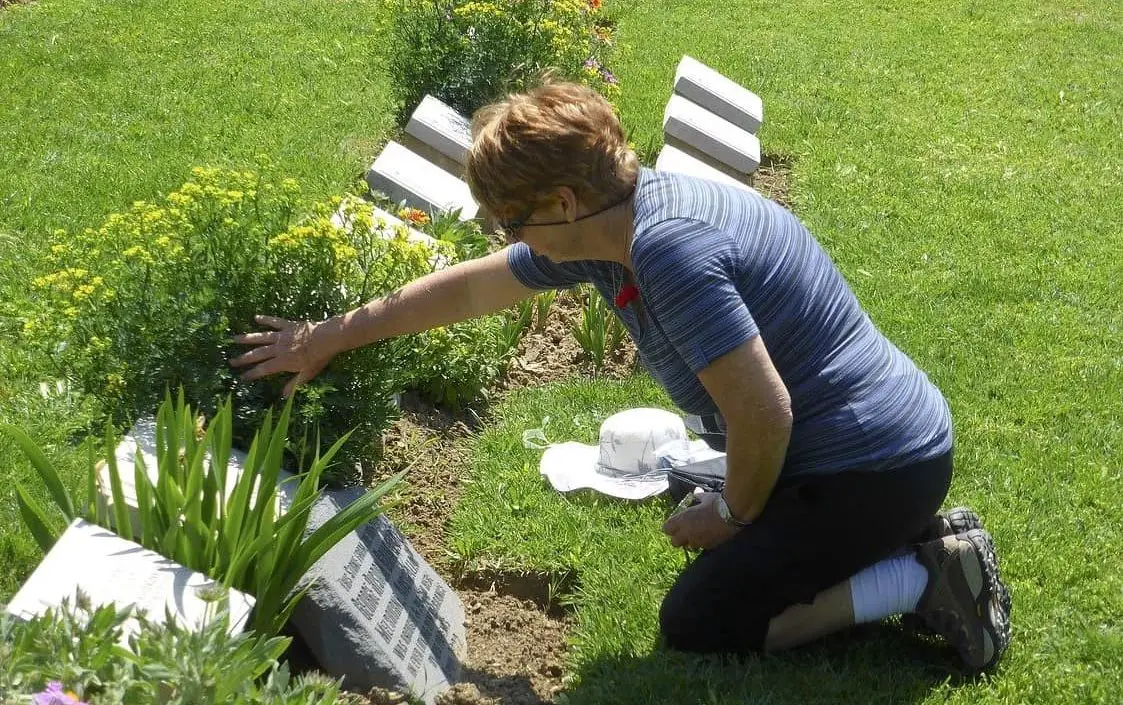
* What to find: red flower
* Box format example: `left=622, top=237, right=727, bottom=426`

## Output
left=615, top=284, right=639, bottom=308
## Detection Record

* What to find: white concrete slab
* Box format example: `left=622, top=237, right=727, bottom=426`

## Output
left=5, top=519, right=255, bottom=641
left=406, top=96, right=472, bottom=167
left=655, top=144, right=760, bottom=196
left=365, top=142, right=479, bottom=221
left=663, top=94, right=761, bottom=175
left=674, top=55, right=764, bottom=134
left=100, top=418, right=298, bottom=532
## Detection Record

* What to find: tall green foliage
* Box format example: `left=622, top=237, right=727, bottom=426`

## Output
left=2, top=392, right=404, bottom=636
left=388, top=0, right=621, bottom=118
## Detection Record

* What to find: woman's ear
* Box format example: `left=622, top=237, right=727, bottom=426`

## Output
left=557, top=186, right=580, bottom=222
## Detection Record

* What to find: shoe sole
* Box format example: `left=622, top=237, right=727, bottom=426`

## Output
left=960, top=528, right=1011, bottom=671
left=945, top=510, right=1013, bottom=621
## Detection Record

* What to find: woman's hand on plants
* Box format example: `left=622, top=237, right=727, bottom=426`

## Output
left=230, top=315, right=336, bottom=397
left=662, top=492, right=739, bottom=551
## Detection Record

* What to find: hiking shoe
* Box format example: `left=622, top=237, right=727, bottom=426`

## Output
left=913, top=529, right=1011, bottom=672
left=901, top=508, right=1011, bottom=639
left=912, top=507, right=984, bottom=544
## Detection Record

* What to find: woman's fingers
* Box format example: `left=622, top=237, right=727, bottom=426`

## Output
left=240, top=357, right=291, bottom=382
left=229, top=344, right=278, bottom=368
left=255, top=314, right=294, bottom=330
left=232, top=330, right=278, bottom=346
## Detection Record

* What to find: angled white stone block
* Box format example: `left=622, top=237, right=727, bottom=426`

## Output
left=5, top=519, right=255, bottom=642
left=655, top=144, right=760, bottom=196
left=331, top=200, right=451, bottom=270
left=663, top=94, right=761, bottom=176
left=406, top=95, right=472, bottom=167
left=365, top=142, right=478, bottom=221
left=99, top=418, right=298, bottom=532
left=674, top=55, right=764, bottom=134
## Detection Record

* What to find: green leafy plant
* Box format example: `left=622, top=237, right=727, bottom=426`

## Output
left=0, top=595, right=344, bottom=704
left=388, top=0, right=621, bottom=118
left=534, top=289, right=558, bottom=331
left=423, top=208, right=492, bottom=261
left=400, top=316, right=511, bottom=411
left=571, top=286, right=626, bottom=373
left=3, top=392, right=405, bottom=636
left=500, top=298, right=536, bottom=357
left=10, top=167, right=506, bottom=479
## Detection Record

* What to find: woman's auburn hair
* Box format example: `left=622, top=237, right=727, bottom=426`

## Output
left=466, top=80, right=639, bottom=219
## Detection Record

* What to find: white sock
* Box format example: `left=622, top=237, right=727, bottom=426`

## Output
left=849, top=553, right=929, bottom=624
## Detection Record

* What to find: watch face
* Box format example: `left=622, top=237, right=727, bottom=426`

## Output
left=717, top=494, right=732, bottom=522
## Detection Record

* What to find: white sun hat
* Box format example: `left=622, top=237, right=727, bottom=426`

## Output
left=536, top=408, right=688, bottom=500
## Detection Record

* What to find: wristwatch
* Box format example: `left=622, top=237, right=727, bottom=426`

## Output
left=715, top=491, right=751, bottom=528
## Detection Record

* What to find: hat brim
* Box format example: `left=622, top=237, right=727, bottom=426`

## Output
left=539, top=442, right=669, bottom=500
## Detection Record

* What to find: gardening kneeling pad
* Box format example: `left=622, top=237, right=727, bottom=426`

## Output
left=290, top=486, right=466, bottom=704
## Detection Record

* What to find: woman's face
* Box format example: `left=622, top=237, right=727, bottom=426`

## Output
left=499, top=188, right=589, bottom=262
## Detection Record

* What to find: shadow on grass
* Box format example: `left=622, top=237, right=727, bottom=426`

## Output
left=562, top=622, right=971, bottom=705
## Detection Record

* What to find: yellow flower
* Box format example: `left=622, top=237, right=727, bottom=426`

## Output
left=167, top=192, right=194, bottom=207
left=63, top=306, right=79, bottom=318
left=73, top=284, right=97, bottom=301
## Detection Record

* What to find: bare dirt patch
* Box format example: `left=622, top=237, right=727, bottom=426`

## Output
left=751, top=154, right=794, bottom=209
left=497, top=289, right=637, bottom=392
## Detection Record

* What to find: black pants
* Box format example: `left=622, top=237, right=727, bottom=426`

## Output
left=659, top=451, right=953, bottom=653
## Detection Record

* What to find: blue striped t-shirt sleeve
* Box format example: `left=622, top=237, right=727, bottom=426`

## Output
left=633, top=219, right=759, bottom=373
left=506, top=243, right=590, bottom=290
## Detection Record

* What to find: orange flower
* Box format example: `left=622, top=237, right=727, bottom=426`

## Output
left=397, top=207, right=430, bottom=226
left=588, top=0, right=602, bottom=9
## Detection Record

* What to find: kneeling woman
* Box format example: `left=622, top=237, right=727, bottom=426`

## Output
left=232, top=81, right=1011, bottom=672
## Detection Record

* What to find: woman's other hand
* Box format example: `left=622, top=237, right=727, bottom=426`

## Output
left=662, top=492, right=739, bottom=551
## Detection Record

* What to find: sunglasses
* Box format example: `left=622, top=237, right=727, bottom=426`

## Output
left=497, top=190, right=635, bottom=245
left=497, top=205, right=536, bottom=244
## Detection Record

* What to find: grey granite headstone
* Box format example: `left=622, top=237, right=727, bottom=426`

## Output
left=290, top=486, right=466, bottom=704
left=365, top=141, right=479, bottom=221
left=663, top=94, right=761, bottom=176
left=673, top=55, right=764, bottom=134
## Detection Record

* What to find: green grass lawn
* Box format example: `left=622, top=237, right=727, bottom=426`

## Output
left=1, top=0, right=1120, bottom=700
left=0, top=0, right=394, bottom=238
left=450, top=0, right=1123, bottom=703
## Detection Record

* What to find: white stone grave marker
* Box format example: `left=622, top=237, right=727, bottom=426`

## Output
left=99, top=418, right=298, bottom=534
left=5, top=519, right=255, bottom=642
left=663, top=94, right=761, bottom=176
left=655, top=144, right=760, bottom=196
left=365, top=142, right=479, bottom=221
left=406, top=95, right=472, bottom=168
left=674, top=55, right=764, bottom=134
